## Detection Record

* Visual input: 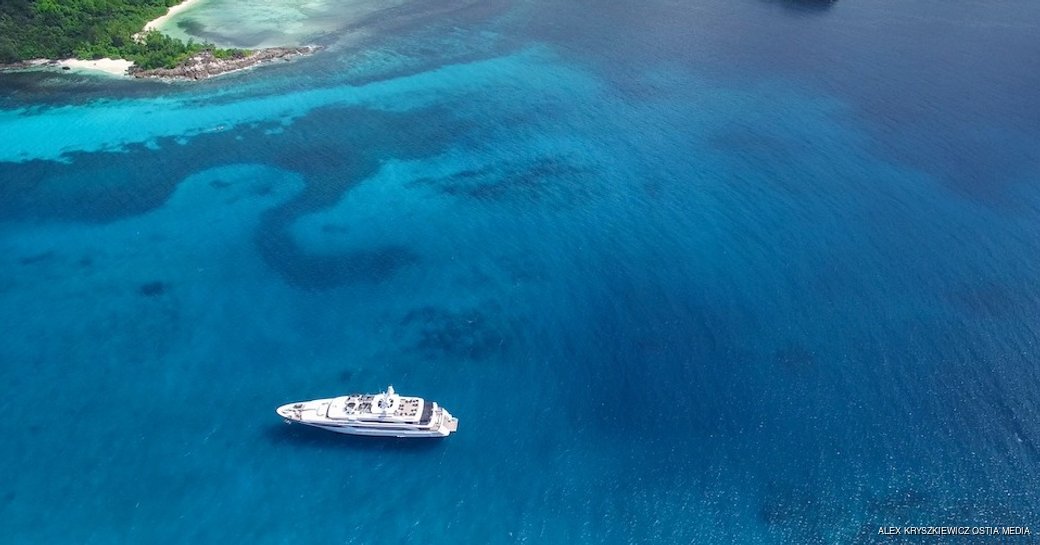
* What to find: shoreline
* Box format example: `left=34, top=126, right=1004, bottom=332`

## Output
left=143, top=0, right=205, bottom=33
left=0, top=0, right=318, bottom=81
left=2, top=47, right=318, bottom=81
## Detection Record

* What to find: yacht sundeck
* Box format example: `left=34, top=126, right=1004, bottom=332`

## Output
left=276, top=386, right=458, bottom=438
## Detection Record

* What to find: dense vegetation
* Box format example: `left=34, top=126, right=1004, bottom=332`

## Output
left=0, top=0, right=247, bottom=69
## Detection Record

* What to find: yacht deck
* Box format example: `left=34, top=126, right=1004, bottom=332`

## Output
left=329, top=393, right=426, bottom=422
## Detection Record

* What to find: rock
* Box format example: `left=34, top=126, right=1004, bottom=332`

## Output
left=130, top=46, right=320, bottom=80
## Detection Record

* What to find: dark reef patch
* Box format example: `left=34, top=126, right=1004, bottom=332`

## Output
left=250, top=104, right=479, bottom=290
left=0, top=70, right=172, bottom=110
left=320, top=223, right=349, bottom=234
left=1, top=101, right=475, bottom=290
left=252, top=182, right=275, bottom=196
left=138, top=281, right=167, bottom=297
left=414, top=156, right=595, bottom=206
left=18, top=251, right=53, bottom=265
left=0, top=106, right=360, bottom=225
left=0, top=131, right=237, bottom=224
left=256, top=239, right=419, bottom=290
left=398, top=306, right=506, bottom=361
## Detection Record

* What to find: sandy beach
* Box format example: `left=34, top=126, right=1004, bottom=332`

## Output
left=57, top=58, right=134, bottom=76
left=143, top=0, right=206, bottom=32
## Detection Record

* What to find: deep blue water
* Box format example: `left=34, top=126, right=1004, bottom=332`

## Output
left=2, top=0, right=1040, bottom=543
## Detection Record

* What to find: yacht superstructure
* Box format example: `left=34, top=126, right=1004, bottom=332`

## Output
left=276, top=386, right=458, bottom=438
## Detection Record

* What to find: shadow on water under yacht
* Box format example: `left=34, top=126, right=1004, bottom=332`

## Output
left=262, top=423, right=446, bottom=453
left=761, top=0, right=837, bottom=15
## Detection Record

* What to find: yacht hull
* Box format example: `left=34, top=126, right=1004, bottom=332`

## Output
left=307, top=423, right=453, bottom=438
left=276, top=388, right=458, bottom=438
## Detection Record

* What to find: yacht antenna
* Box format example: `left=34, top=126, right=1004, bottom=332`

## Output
left=378, top=385, right=396, bottom=411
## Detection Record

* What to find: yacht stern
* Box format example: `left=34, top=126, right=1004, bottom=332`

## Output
left=441, top=409, right=459, bottom=435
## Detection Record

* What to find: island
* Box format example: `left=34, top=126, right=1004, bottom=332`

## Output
left=0, top=0, right=316, bottom=80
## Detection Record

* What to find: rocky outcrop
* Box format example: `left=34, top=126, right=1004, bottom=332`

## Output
left=0, top=59, right=62, bottom=71
left=130, top=45, right=319, bottom=80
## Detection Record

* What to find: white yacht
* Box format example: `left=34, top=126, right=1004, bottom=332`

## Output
left=276, top=386, right=458, bottom=438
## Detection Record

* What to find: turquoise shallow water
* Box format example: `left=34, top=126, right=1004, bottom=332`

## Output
left=152, top=0, right=414, bottom=48
left=2, top=0, right=1040, bottom=543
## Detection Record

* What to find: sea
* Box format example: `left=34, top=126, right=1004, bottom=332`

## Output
left=1, top=0, right=1039, bottom=543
